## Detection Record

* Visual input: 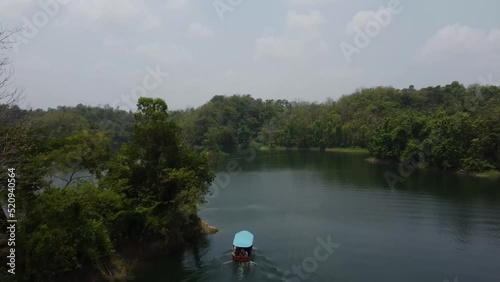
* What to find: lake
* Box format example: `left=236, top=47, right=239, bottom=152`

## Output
left=132, top=150, right=500, bottom=282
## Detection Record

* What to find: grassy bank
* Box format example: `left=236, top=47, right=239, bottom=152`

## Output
left=324, top=147, right=369, bottom=153
left=367, top=157, right=500, bottom=179
left=460, top=170, right=500, bottom=178
left=258, top=146, right=368, bottom=153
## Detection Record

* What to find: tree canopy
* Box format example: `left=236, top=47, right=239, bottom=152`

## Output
left=2, top=97, right=213, bottom=281
left=174, top=83, right=499, bottom=173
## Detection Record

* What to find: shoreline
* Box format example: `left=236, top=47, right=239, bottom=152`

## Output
left=366, top=157, right=500, bottom=179
left=207, top=146, right=499, bottom=179
left=257, top=146, right=369, bottom=154
left=90, top=219, right=219, bottom=282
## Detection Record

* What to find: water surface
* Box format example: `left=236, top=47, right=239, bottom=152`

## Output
left=133, top=151, right=500, bottom=282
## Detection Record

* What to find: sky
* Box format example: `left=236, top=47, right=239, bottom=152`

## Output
left=1, top=0, right=499, bottom=111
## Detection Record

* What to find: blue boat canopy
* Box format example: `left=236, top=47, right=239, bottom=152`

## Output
left=233, top=230, right=254, bottom=248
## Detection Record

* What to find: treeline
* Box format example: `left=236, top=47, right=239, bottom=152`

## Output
left=1, top=103, right=134, bottom=154
left=6, top=81, right=498, bottom=174
left=25, top=104, right=133, bottom=151
left=174, top=82, right=500, bottom=173
left=4, top=81, right=498, bottom=174
left=0, top=98, right=213, bottom=281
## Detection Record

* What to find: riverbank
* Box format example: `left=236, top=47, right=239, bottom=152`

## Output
left=106, top=219, right=218, bottom=281
left=258, top=146, right=368, bottom=154
left=458, top=170, right=500, bottom=178
left=206, top=146, right=499, bottom=179
left=366, top=157, right=500, bottom=179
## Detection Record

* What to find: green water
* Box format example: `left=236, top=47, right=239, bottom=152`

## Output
left=132, top=150, right=500, bottom=282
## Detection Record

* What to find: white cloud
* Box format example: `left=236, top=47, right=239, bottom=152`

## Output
left=67, top=0, right=161, bottom=30
left=345, top=7, right=397, bottom=35
left=71, top=0, right=135, bottom=22
left=286, top=10, right=324, bottom=33
left=254, top=10, right=325, bottom=60
left=345, top=11, right=374, bottom=34
left=417, top=24, right=500, bottom=64
left=255, top=37, right=303, bottom=59
left=187, top=22, right=213, bottom=39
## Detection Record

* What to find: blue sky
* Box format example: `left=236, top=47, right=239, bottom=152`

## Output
left=1, top=0, right=499, bottom=111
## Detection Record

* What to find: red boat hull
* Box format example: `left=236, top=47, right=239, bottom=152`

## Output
left=232, top=254, right=251, bottom=262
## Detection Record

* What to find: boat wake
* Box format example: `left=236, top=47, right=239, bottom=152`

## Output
left=181, top=249, right=292, bottom=282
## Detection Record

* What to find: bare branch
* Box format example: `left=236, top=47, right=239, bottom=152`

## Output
left=50, top=173, right=71, bottom=187
left=51, top=166, right=92, bottom=189
left=0, top=27, right=25, bottom=111
left=0, top=27, right=20, bottom=48
left=0, top=26, right=27, bottom=171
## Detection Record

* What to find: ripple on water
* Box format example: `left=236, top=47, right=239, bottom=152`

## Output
left=180, top=249, right=311, bottom=282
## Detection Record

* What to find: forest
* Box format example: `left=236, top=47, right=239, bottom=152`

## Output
left=1, top=81, right=499, bottom=281
left=0, top=98, right=214, bottom=281
left=173, top=82, right=500, bottom=173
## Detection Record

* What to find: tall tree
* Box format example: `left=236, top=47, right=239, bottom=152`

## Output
left=102, top=97, right=214, bottom=244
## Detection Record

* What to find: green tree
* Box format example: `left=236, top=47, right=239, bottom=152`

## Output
left=46, top=130, right=111, bottom=188
left=102, top=97, right=214, bottom=245
left=19, top=184, right=121, bottom=282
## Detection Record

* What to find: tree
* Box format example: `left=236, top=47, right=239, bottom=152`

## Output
left=0, top=29, right=36, bottom=282
left=102, top=97, right=214, bottom=244
left=46, top=130, right=111, bottom=188
left=19, top=184, right=122, bottom=282
left=0, top=27, right=25, bottom=170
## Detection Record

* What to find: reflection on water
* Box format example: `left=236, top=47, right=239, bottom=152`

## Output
left=133, top=151, right=500, bottom=282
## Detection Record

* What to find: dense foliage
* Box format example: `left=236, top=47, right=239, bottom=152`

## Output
left=175, top=83, right=499, bottom=173
left=1, top=98, right=213, bottom=281
left=28, top=104, right=135, bottom=152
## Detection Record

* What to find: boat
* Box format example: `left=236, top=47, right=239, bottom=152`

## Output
left=232, top=230, right=254, bottom=262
